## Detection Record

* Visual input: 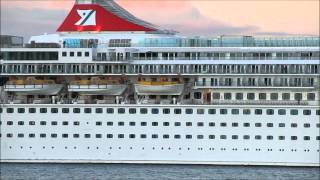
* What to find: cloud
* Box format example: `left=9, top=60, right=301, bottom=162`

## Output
left=1, top=0, right=317, bottom=41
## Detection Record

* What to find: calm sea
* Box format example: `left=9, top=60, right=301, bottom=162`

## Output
left=0, top=163, right=319, bottom=180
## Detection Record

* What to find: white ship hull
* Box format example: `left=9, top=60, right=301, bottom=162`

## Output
left=1, top=104, right=319, bottom=166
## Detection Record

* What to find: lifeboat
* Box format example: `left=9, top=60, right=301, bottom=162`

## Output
left=68, top=77, right=127, bottom=96
left=134, top=81, right=184, bottom=95
left=4, top=77, right=63, bottom=95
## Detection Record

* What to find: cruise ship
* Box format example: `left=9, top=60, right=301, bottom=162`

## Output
left=0, top=0, right=319, bottom=166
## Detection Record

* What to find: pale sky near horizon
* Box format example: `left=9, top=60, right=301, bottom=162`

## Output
left=1, top=0, right=319, bottom=41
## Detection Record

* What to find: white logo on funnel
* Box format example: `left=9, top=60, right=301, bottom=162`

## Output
left=75, top=10, right=96, bottom=26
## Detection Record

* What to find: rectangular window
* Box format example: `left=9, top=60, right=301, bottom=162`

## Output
left=73, top=134, right=79, bottom=138
left=220, top=122, right=227, bottom=127
left=255, top=135, right=261, bottom=140
left=96, top=134, right=102, bottom=138
left=29, top=121, right=35, bottom=125
left=51, top=108, right=58, bottom=113
left=209, top=122, right=215, bottom=127
left=220, top=135, right=227, bottom=139
left=141, top=122, right=147, bottom=126
left=196, top=109, right=204, bottom=114
left=236, top=93, right=243, bottom=100
left=107, top=134, right=113, bottom=138
left=163, top=108, right=170, bottom=114
left=107, top=108, right=114, bottom=114
left=40, top=121, right=46, bottom=125
left=255, top=109, right=262, bottom=115
left=118, top=122, right=124, bottom=126
left=107, top=122, right=113, bottom=126
left=51, top=121, right=57, bottom=125
left=40, top=133, right=46, bottom=138
left=62, top=108, right=69, bottom=113
left=29, top=108, right=36, bottom=113
left=255, top=123, right=262, bottom=127
left=290, top=109, right=298, bottom=115
left=140, top=108, right=148, bottom=114
left=186, top=122, right=192, bottom=126
left=259, top=93, right=266, bottom=100
left=243, top=109, right=251, bottom=115
left=84, top=108, right=92, bottom=114
left=96, top=122, right=102, bottom=126
left=152, top=108, right=159, bottom=114
left=208, top=109, right=216, bottom=114
left=279, top=136, right=285, bottom=140
left=266, top=109, right=274, bottom=115
left=220, top=109, right=228, bottom=115
left=247, top=93, right=255, bottom=100
left=62, top=121, right=68, bottom=125
left=152, top=122, right=158, bottom=126
left=129, top=108, right=136, bottom=114
left=77, top=52, right=82, bottom=57
left=18, top=108, right=25, bottom=113
left=282, top=93, right=290, bottom=100
left=140, top=134, right=147, bottom=139
left=118, top=134, right=124, bottom=139
left=232, top=123, right=238, bottom=127
left=18, top=133, right=24, bottom=138
left=278, top=109, right=286, bottom=115
left=129, top=122, right=136, bottom=126
left=174, top=109, right=182, bottom=114
left=95, top=108, right=102, bottom=113
left=270, top=93, right=278, bottom=100
left=51, top=133, right=57, bottom=138
left=118, top=108, right=125, bottom=114
left=185, top=108, right=193, bottom=114
left=6, top=108, right=14, bottom=113
left=174, top=135, right=181, bottom=139
left=73, top=108, right=80, bottom=113
left=303, top=110, right=311, bottom=115
left=243, top=123, right=250, bottom=127
left=279, top=123, right=285, bottom=127
left=231, top=109, right=239, bottom=115
left=291, top=136, right=298, bottom=140
left=197, top=122, right=204, bottom=127
left=40, top=108, right=47, bottom=113
left=84, top=134, right=91, bottom=138
left=209, top=135, right=215, bottom=139
left=152, top=134, right=158, bottom=139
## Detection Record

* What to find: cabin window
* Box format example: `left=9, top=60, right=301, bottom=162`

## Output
left=220, top=109, right=228, bottom=115
left=129, top=108, right=136, bottom=114
left=107, top=108, right=114, bottom=114
left=243, top=109, right=251, bottom=115
left=141, top=122, right=147, bottom=126
left=303, top=110, right=311, bottom=115
left=163, top=108, right=170, bottom=114
left=290, top=109, right=298, bottom=115
left=231, top=109, right=239, bottom=115
left=70, top=52, right=74, bottom=57
left=51, top=108, right=58, bottom=113
left=73, top=108, right=80, bottom=113
left=6, top=108, right=14, bottom=113
left=185, top=108, right=193, bottom=114
left=84, top=108, right=91, bottom=114
left=174, top=109, right=182, bottom=114
left=118, top=108, right=125, bottom=114
left=266, top=109, right=274, bottom=115
left=208, top=109, right=216, bottom=114
left=152, top=134, right=158, bottom=139
left=62, top=108, right=69, bottom=113
left=18, top=108, right=25, bottom=113
left=140, top=108, right=148, bottom=114
left=151, top=108, right=159, bottom=114
left=278, top=109, right=286, bottom=115
left=95, top=108, right=102, bottom=113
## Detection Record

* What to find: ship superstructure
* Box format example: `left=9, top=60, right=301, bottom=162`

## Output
left=0, top=0, right=319, bottom=166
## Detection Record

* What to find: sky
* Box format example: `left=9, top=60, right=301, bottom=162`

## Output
left=1, top=0, right=319, bottom=41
